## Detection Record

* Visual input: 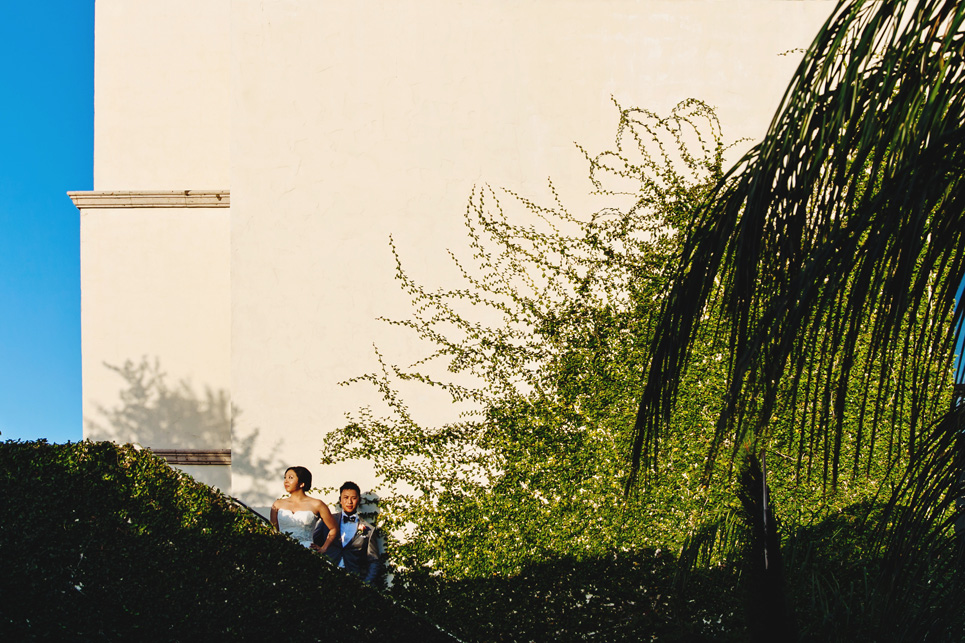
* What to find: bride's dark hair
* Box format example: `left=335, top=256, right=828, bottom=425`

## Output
left=286, top=466, right=312, bottom=492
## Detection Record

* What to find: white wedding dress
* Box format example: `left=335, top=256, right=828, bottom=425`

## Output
left=276, top=509, right=317, bottom=547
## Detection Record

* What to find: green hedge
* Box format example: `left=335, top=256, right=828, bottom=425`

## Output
left=391, top=549, right=745, bottom=642
left=0, top=440, right=453, bottom=641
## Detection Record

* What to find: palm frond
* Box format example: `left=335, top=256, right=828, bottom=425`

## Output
left=632, top=0, right=965, bottom=488
left=630, top=0, right=965, bottom=635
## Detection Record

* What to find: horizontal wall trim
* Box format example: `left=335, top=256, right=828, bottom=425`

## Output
left=150, top=448, right=232, bottom=466
left=68, top=190, right=230, bottom=209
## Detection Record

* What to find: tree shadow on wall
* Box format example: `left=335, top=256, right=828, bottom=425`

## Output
left=84, top=357, right=284, bottom=506
left=228, top=405, right=286, bottom=507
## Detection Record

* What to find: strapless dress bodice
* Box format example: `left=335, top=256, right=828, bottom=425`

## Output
left=277, top=509, right=317, bottom=547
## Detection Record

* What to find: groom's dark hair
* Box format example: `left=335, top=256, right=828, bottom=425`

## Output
left=287, top=466, right=313, bottom=491
left=339, top=481, right=361, bottom=496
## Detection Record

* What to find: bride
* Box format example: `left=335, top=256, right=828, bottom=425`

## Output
left=270, top=466, right=337, bottom=552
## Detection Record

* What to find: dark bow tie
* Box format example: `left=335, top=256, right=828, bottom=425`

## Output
left=342, top=514, right=357, bottom=523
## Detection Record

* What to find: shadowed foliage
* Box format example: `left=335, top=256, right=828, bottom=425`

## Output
left=391, top=548, right=744, bottom=643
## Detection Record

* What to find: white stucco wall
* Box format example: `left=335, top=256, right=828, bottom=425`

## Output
left=228, top=0, right=836, bottom=508
left=77, top=202, right=231, bottom=447
left=83, top=0, right=837, bottom=508
left=93, top=0, right=231, bottom=189
left=83, top=0, right=233, bottom=493
left=177, top=463, right=233, bottom=491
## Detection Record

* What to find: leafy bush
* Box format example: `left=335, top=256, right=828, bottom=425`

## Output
left=321, top=88, right=963, bottom=640
left=0, top=439, right=453, bottom=641
left=323, top=100, right=737, bottom=572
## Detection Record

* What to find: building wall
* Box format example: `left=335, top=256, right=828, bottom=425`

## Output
left=79, top=0, right=232, bottom=490
left=73, top=192, right=232, bottom=491
left=93, top=0, right=231, bottom=189
left=81, top=0, right=836, bottom=509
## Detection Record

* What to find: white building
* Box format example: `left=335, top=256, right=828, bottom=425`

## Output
left=71, top=0, right=835, bottom=513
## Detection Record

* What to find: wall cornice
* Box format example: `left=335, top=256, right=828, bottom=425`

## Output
left=68, top=190, right=230, bottom=209
left=149, top=448, right=232, bottom=466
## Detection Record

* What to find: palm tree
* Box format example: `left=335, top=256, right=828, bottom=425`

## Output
left=630, top=0, right=965, bottom=638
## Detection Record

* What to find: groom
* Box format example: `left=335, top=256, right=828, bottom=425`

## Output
left=313, top=481, right=380, bottom=584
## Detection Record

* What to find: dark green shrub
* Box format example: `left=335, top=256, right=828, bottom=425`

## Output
left=0, top=440, right=453, bottom=641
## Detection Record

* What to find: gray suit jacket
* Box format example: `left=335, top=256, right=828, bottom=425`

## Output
left=313, top=511, right=380, bottom=583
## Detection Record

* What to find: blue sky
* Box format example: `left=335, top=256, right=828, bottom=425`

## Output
left=0, top=3, right=92, bottom=443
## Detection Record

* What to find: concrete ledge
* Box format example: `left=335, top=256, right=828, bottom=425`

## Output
left=150, top=448, right=232, bottom=465
left=68, top=190, right=230, bottom=209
